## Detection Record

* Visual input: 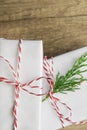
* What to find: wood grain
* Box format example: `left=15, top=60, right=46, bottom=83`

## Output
left=60, top=123, right=87, bottom=130
left=0, top=0, right=87, bottom=57
left=0, top=0, right=87, bottom=21
left=0, top=0, right=87, bottom=129
left=0, top=16, right=87, bottom=57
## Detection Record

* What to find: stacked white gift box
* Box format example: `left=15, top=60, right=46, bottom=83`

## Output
left=42, top=47, right=87, bottom=130
left=0, top=38, right=87, bottom=130
left=0, top=39, right=43, bottom=130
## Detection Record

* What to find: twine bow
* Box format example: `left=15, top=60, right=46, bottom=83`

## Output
left=0, top=40, right=43, bottom=130
left=43, top=56, right=76, bottom=128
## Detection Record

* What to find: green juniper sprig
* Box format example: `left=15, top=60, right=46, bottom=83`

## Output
left=43, top=53, right=87, bottom=102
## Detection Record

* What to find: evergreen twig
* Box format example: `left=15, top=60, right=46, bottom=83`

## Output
left=43, top=53, right=87, bottom=102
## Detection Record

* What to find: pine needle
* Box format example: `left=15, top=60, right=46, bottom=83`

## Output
left=43, top=53, right=87, bottom=102
left=54, top=53, right=87, bottom=93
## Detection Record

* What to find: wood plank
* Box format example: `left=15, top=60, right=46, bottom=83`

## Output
left=0, top=16, right=87, bottom=57
left=60, top=123, right=87, bottom=130
left=0, top=0, right=87, bottom=22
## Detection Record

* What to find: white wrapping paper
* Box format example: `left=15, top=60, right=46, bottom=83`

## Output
left=0, top=39, right=43, bottom=130
left=42, top=47, right=87, bottom=130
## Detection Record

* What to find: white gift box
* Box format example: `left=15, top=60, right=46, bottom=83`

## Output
left=42, top=47, right=87, bottom=130
left=0, top=39, right=43, bottom=130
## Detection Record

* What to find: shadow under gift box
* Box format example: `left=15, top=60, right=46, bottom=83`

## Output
left=42, top=46, right=87, bottom=130
left=0, top=39, right=43, bottom=130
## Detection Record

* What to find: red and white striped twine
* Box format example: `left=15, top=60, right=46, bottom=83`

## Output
left=43, top=56, right=87, bottom=128
left=0, top=40, right=43, bottom=130
left=0, top=40, right=87, bottom=129
left=13, top=40, right=22, bottom=130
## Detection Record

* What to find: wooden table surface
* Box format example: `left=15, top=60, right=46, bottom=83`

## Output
left=0, top=0, right=87, bottom=129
